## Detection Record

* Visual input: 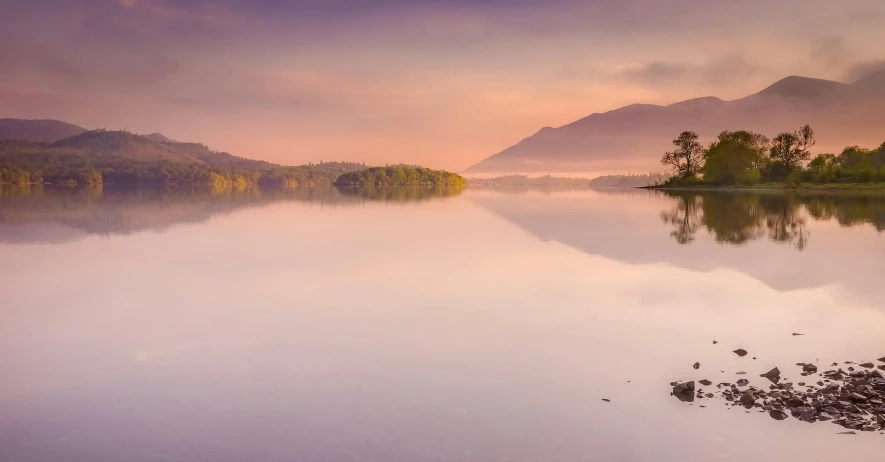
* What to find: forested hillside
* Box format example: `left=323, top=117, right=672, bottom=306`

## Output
left=0, top=129, right=366, bottom=187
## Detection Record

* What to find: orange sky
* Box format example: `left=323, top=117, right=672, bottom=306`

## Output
left=2, top=0, right=885, bottom=170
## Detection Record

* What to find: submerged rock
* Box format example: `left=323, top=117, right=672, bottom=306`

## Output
left=733, top=349, right=749, bottom=357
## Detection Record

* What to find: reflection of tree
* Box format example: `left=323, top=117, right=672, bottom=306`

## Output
left=335, top=185, right=463, bottom=202
left=660, top=193, right=702, bottom=244
left=699, top=194, right=765, bottom=245
left=758, top=195, right=809, bottom=250
left=0, top=184, right=464, bottom=244
left=803, top=195, right=885, bottom=232
left=661, top=192, right=810, bottom=250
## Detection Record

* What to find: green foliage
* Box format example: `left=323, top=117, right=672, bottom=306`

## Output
left=765, top=125, right=815, bottom=180
left=656, top=124, right=885, bottom=187
left=661, top=131, right=704, bottom=178
left=701, top=130, right=768, bottom=185
left=335, top=167, right=465, bottom=188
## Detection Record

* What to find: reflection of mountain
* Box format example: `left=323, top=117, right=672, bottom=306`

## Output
left=0, top=185, right=462, bottom=245
left=471, top=190, right=885, bottom=297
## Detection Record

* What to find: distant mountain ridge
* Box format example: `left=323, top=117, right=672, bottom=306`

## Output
left=0, top=118, right=178, bottom=146
left=0, top=119, right=87, bottom=143
left=466, top=71, right=885, bottom=174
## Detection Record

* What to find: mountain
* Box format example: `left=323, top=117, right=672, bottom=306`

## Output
left=142, top=133, right=176, bottom=143
left=0, top=119, right=87, bottom=143
left=49, top=130, right=206, bottom=163
left=466, top=71, right=885, bottom=174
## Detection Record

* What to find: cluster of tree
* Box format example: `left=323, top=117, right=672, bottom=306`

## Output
left=659, top=125, right=885, bottom=186
left=467, top=174, right=591, bottom=189
left=335, top=167, right=465, bottom=188
left=589, top=173, right=671, bottom=188
left=0, top=132, right=367, bottom=187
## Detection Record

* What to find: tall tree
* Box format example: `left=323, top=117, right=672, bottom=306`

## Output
left=661, top=131, right=704, bottom=178
left=769, top=124, right=815, bottom=176
left=702, top=130, right=769, bottom=185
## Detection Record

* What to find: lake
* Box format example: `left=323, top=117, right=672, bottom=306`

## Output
left=1, top=185, right=884, bottom=461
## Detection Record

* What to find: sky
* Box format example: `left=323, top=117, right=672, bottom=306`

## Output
left=2, top=0, right=885, bottom=170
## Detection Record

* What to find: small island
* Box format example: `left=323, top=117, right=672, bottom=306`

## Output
left=334, top=166, right=465, bottom=188
left=652, top=125, right=885, bottom=189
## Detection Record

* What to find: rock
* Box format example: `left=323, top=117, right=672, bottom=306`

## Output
left=699, top=379, right=712, bottom=386
left=792, top=333, right=804, bottom=336
left=713, top=340, right=718, bottom=344
left=735, top=371, right=747, bottom=375
left=602, top=398, right=611, bottom=402
left=740, top=391, right=756, bottom=406
left=787, top=397, right=805, bottom=407
left=803, top=364, right=818, bottom=373
left=837, top=431, right=857, bottom=435
left=769, top=410, right=789, bottom=420
left=860, top=362, right=875, bottom=369
left=760, top=367, right=781, bottom=384
left=737, top=379, right=750, bottom=387
left=672, top=381, right=696, bottom=402
left=733, top=349, right=748, bottom=357
left=849, top=393, right=868, bottom=402
left=878, top=356, right=885, bottom=363
left=693, top=362, right=700, bottom=370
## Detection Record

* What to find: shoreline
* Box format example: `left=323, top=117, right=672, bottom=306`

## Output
left=644, top=182, right=885, bottom=192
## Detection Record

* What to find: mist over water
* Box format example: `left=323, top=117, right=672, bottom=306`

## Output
left=1, top=186, right=884, bottom=461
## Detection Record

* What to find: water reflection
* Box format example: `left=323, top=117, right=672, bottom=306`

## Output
left=471, top=189, right=885, bottom=298
left=0, top=185, right=463, bottom=244
left=335, top=185, right=463, bottom=202
left=658, top=191, right=885, bottom=250
left=659, top=192, right=810, bottom=250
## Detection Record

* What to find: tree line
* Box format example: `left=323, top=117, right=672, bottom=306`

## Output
left=659, top=125, right=885, bottom=186
left=335, top=166, right=466, bottom=188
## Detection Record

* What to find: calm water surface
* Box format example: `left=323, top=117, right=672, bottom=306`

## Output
left=1, top=186, right=884, bottom=461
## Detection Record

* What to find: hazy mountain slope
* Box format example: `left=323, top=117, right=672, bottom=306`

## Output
left=466, top=72, right=885, bottom=174
left=0, top=119, right=87, bottom=143
left=143, top=133, right=175, bottom=143
left=50, top=131, right=205, bottom=163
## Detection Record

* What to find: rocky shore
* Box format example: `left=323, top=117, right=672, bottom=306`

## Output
left=671, top=356, right=885, bottom=434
